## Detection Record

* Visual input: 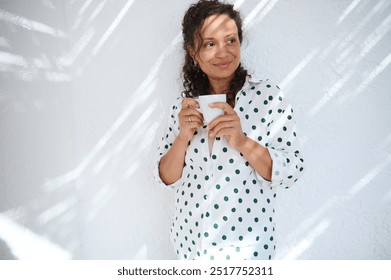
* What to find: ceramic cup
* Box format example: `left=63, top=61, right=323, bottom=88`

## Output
left=197, top=94, right=226, bottom=124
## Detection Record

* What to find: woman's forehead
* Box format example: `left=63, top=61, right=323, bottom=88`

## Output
left=200, top=14, right=238, bottom=38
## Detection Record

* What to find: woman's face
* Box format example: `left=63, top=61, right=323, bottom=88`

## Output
left=193, top=14, right=241, bottom=85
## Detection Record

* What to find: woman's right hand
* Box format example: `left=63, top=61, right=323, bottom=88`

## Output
left=178, top=98, right=204, bottom=142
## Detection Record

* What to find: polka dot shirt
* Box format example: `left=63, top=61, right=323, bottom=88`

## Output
left=154, top=76, right=305, bottom=260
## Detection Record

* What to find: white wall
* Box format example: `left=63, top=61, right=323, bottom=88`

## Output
left=0, top=0, right=390, bottom=260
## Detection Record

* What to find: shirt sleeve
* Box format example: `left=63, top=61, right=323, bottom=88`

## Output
left=153, top=97, right=183, bottom=189
left=255, top=83, right=305, bottom=189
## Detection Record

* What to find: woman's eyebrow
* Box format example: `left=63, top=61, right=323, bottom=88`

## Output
left=203, top=33, right=238, bottom=41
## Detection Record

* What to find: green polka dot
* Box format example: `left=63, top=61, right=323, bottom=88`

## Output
left=224, top=196, right=229, bottom=201
left=214, top=223, right=218, bottom=229
left=226, top=255, right=230, bottom=260
left=264, top=244, right=269, bottom=250
left=214, top=204, right=219, bottom=209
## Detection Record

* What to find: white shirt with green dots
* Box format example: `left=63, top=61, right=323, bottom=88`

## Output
left=154, top=76, right=305, bottom=260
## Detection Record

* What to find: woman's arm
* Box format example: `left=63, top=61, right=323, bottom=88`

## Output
left=159, top=135, right=189, bottom=185
left=158, top=98, right=204, bottom=185
left=236, top=137, right=272, bottom=181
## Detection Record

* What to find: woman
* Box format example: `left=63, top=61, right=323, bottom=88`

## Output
left=154, top=0, right=305, bottom=260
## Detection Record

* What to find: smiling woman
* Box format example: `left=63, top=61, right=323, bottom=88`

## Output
left=191, top=14, right=241, bottom=87
left=154, top=0, right=305, bottom=261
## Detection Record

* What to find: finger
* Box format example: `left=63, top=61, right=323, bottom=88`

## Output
left=187, top=119, right=204, bottom=130
left=182, top=98, right=200, bottom=109
left=179, top=107, right=204, bottom=122
left=209, top=122, right=235, bottom=137
left=184, top=108, right=204, bottom=121
left=207, top=114, right=237, bottom=131
left=208, top=102, right=235, bottom=114
left=186, top=115, right=204, bottom=126
left=213, top=127, right=237, bottom=138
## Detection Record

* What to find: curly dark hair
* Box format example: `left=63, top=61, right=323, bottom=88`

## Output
left=181, top=0, right=247, bottom=107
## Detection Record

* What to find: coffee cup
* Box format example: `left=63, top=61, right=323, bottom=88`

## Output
left=197, top=94, right=226, bottom=124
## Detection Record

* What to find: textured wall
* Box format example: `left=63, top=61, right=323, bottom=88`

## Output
left=0, top=0, right=390, bottom=259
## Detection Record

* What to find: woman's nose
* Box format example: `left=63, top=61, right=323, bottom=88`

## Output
left=215, top=44, right=228, bottom=58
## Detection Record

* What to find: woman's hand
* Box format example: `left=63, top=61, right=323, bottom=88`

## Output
left=178, top=98, right=204, bottom=142
left=206, top=102, right=247, bottom=150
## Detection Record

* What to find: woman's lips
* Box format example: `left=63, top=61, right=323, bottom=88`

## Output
left=214, top=61, right=231, bottom=69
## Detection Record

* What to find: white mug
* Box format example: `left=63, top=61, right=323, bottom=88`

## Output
left=197, top=94, right=226, bottom=124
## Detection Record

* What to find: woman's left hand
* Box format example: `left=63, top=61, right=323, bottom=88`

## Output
left=206, top=102, right=247, bottom=150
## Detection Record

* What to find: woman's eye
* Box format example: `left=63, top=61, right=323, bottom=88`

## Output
left=227, top=38, right=237, bottom=44
left=204, top=42, right=214, bottom=48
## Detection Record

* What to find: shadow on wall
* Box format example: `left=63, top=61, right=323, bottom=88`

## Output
left=1, top=0, right=390, bottom=260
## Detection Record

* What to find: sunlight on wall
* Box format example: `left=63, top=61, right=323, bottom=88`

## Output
left=244, top=0, right=279, bottom=29
left=0, top=9, right=67, bottom=38
left=280, top=154, right=391, bottom=258
left=92, top=0, right=136, bottom=56
left=337, top=0, right=362, bottom=25
left=347, top=155, right=391, bottom=198
left=0, top=50, right=28, bottom=67
left=282, top=219, right=331, bottom=260
left=279, top=48, right=320, bottom=90
left=37, top=197, right=79, bottom=225
left=0, top=214, right=71, bottom=260
left=308, top=0, right=390, bottom=117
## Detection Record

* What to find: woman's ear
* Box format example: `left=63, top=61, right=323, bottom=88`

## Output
left=188, top=47, right=197, bottom=63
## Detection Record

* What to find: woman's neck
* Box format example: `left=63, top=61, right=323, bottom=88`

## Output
left=208, top=76, right=233, bottom=94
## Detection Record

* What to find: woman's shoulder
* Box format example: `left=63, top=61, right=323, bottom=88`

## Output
left=246, top=75, right=281, bottom=92
left=242, top=75, right=283, bottom=99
